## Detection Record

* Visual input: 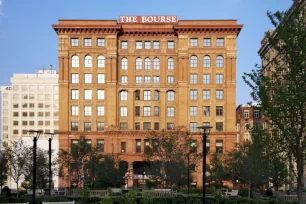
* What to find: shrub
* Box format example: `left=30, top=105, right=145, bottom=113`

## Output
left=101, top=195, right=114, bottom=204
left=142, top=194, right=153, bottom=204
left=238, top=188, right=249, bottom=197
left=125, top=190, right=137, bottom=204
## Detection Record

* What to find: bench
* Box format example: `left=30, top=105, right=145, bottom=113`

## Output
left=225, top=189, right=239, bottom=197
left=42, top=202, right=75, bottom=204
left=143, top=189, right=177, bottom=198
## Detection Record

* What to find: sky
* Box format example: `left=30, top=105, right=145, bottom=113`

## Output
left=0, top=0, right=292, bottom=105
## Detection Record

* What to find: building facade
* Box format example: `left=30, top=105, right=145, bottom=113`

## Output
left=52, top=18, right=243, bottom=188
left=0, top=68, right=59, bottom=188
left=235, top=104, right=265, bottom=144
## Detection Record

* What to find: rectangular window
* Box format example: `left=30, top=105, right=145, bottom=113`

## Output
left=154, top=106, right=159, bottom=116
left=216, top=106, right=223, bottom=116
left=154, top=91, right=159, bottom=100
left=216, top=90, right=224, bottom=100
left=216, top=74, right=224, bottom=84
left=254, top=110, right=260, bottom=118
left=97, top=122, right=104, bottom=131
left=84, top=122, right=92, bottom=132
left=167, top=123, right=175, bottom=130
left=144, top=106, right=151, bottom=116
left=190, top=106, right=197, bottom=116
left=190, top=90, right=198, bottom=100
left=97, top=74, right=105, bottom=84
left=121, top=41, right=128, bottom=49
left=168, top=41, right=174, bottom=49
left=216, top=140, right=223, bottom=153
left=97, top=139, right=104, bottom=152
left=154, top=123, right=159, bottom=130
left=144, top=90, right=151, bottom=100
left=97, top=106, right=105, bottom=116
left=244, top=110, right=250, bottom=118
left=121, top=76, right=128, bottom=84
left=190, top=74, right=198, bottom=84
left=190, top=140, right=197, bottom=153
left=135, top=106, right=140, bottom=116
left=216, top=122, right=223, bottom=132
left=136, top=76, right=142, bottom=84
left=97, top=90, right=105, bottom=100
left=84, top=106, right=92, bottom=116
left=120, top=107, right=128, bottom=117
left=144, top=41, right=151, bottom=49
left=120, top=91, right=128, bottom=101
left=136, top=139, right=141, bottom=153
left=143, top=122, right=151, bottom=130
left=71, top=122, right=79, bottom=131
left=71, top=38, right=78, bottom=46
left=97, top=38, right=105, bottom=47
left=71, top=90, right=79, bottom=100
left=72, top=74, right=79, bottom=84
left=121, top=142, right=126, bottom=153
left=203, top=74, right=211, bottom=84
left=167, top=107, right=175, bottom=117
left=144, top=76, right=151, bottom=84
left=190, top=38, right=198, bottom=47
left=84, top=90, right=92, bottom=100
left=84, top=38, right=92, bottom=46
left=135, top=122, right=140, bottom=130
left=167, top=76, right=174, bottom=84
left=153, top=41, right=160, bottom=49
left=216, top=38, right=224, bottom=47
left=84, top=74, right=92, bottom=84
left=71, top=106, right=79, bottom=116
left=135, top=91, right=140, bottom=100
left=120, top=122, right=128, bottom=130
left=153, top=76, right=160, bottom=83
left=203, top=90, right=211, bottom=100
left=136, top=41, right=142, bottom=49
left=144, top=140, right=150, bottom=153
left=203, top=38, right=211, bottom=47
left=190, top=122, right=197, bottom=132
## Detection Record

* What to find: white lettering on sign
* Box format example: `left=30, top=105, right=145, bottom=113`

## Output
left=119, top=16, right=177, bottom=24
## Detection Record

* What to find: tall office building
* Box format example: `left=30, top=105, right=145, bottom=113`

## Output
left=1, top=68, right=59, bottom=188
left=52, top=17, right=243, bottom=188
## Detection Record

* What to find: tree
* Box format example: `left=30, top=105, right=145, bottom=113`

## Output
left=207, top=153, right=229, bottom=189
left=143, top=130, right=201, bottom=189
left=22, top=147, right=57, bottom=189
left=3, top=140, right=29, bottom=198
left=59, top=135, right=95, bottom=188
left=0, top=151, right=8, bottom=192
left=243, top=3, right=306, bottom=202
left=95, top=155, right=127, bottom=188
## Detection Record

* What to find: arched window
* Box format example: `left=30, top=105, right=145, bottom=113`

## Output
left=190, top=56, right=198, bottom=68
left=154, top=90, right=160, bottom=100
left=167, top=91, right=175, bottom=101
left=216, top=56, right=224, bottom=68
left=84, top=55, right=92, bottom=68
left=71, top=56, right=79, bottom=68
left=97, top=55, right=105, bottom=68
left=121, top=58, right=128, bottom=70
left=144, top=58, right=151, bottom=70
left=153, top=58, right=160, bottom=70
left=168, top=58, right=174, bottom=70
left=120, top=91, right=128, bottom=101
left=136, top=58, right=142, bottom=70
left=203, top=56, right=211, bottom=68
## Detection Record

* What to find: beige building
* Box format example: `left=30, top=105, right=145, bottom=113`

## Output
left=52, top=18, right=243, bottom=188
left=0, top=68, right=59, bottom=188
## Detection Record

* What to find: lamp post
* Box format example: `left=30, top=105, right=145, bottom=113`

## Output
left=197, top=125, right=213, bottom=204
left=28, top=130, right=43, bottom=204
left=44, top=132, right=56, bottom=199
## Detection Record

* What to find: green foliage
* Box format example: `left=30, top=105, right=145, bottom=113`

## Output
left=238, top=188, right=250, bottom=197
left=0, top=151, right=8, bottom=190
left=207, top=153, right=229, bottom=189
left=142, top=194, right=153, bottom=204
left=125, top=190, right=137, bottom=204
left=101, top=195, right=114, bottom=204
left=81, top=187, right=90, bottom=203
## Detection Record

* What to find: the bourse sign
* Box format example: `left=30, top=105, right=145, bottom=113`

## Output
left=119, top=16, right=177, bottom=24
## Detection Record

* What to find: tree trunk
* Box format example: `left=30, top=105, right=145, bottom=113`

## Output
left=297, top=156, right=304, bottom=204
left=16, top=181, right=19, bottom=199
left=248, top=181, right=251, bottom=199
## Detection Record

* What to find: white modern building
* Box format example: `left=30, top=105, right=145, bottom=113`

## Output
left=1, top=68, right=59, bottom=189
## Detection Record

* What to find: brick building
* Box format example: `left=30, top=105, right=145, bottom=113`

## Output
left=52, top=17, right=243, bottom=188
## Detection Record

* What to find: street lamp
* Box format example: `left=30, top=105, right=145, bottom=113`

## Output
left=44, top=132, right=57, bottom=199
left=197, top=125, right=213, bottom=204
left=28, top=130, right=43, bottom=204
